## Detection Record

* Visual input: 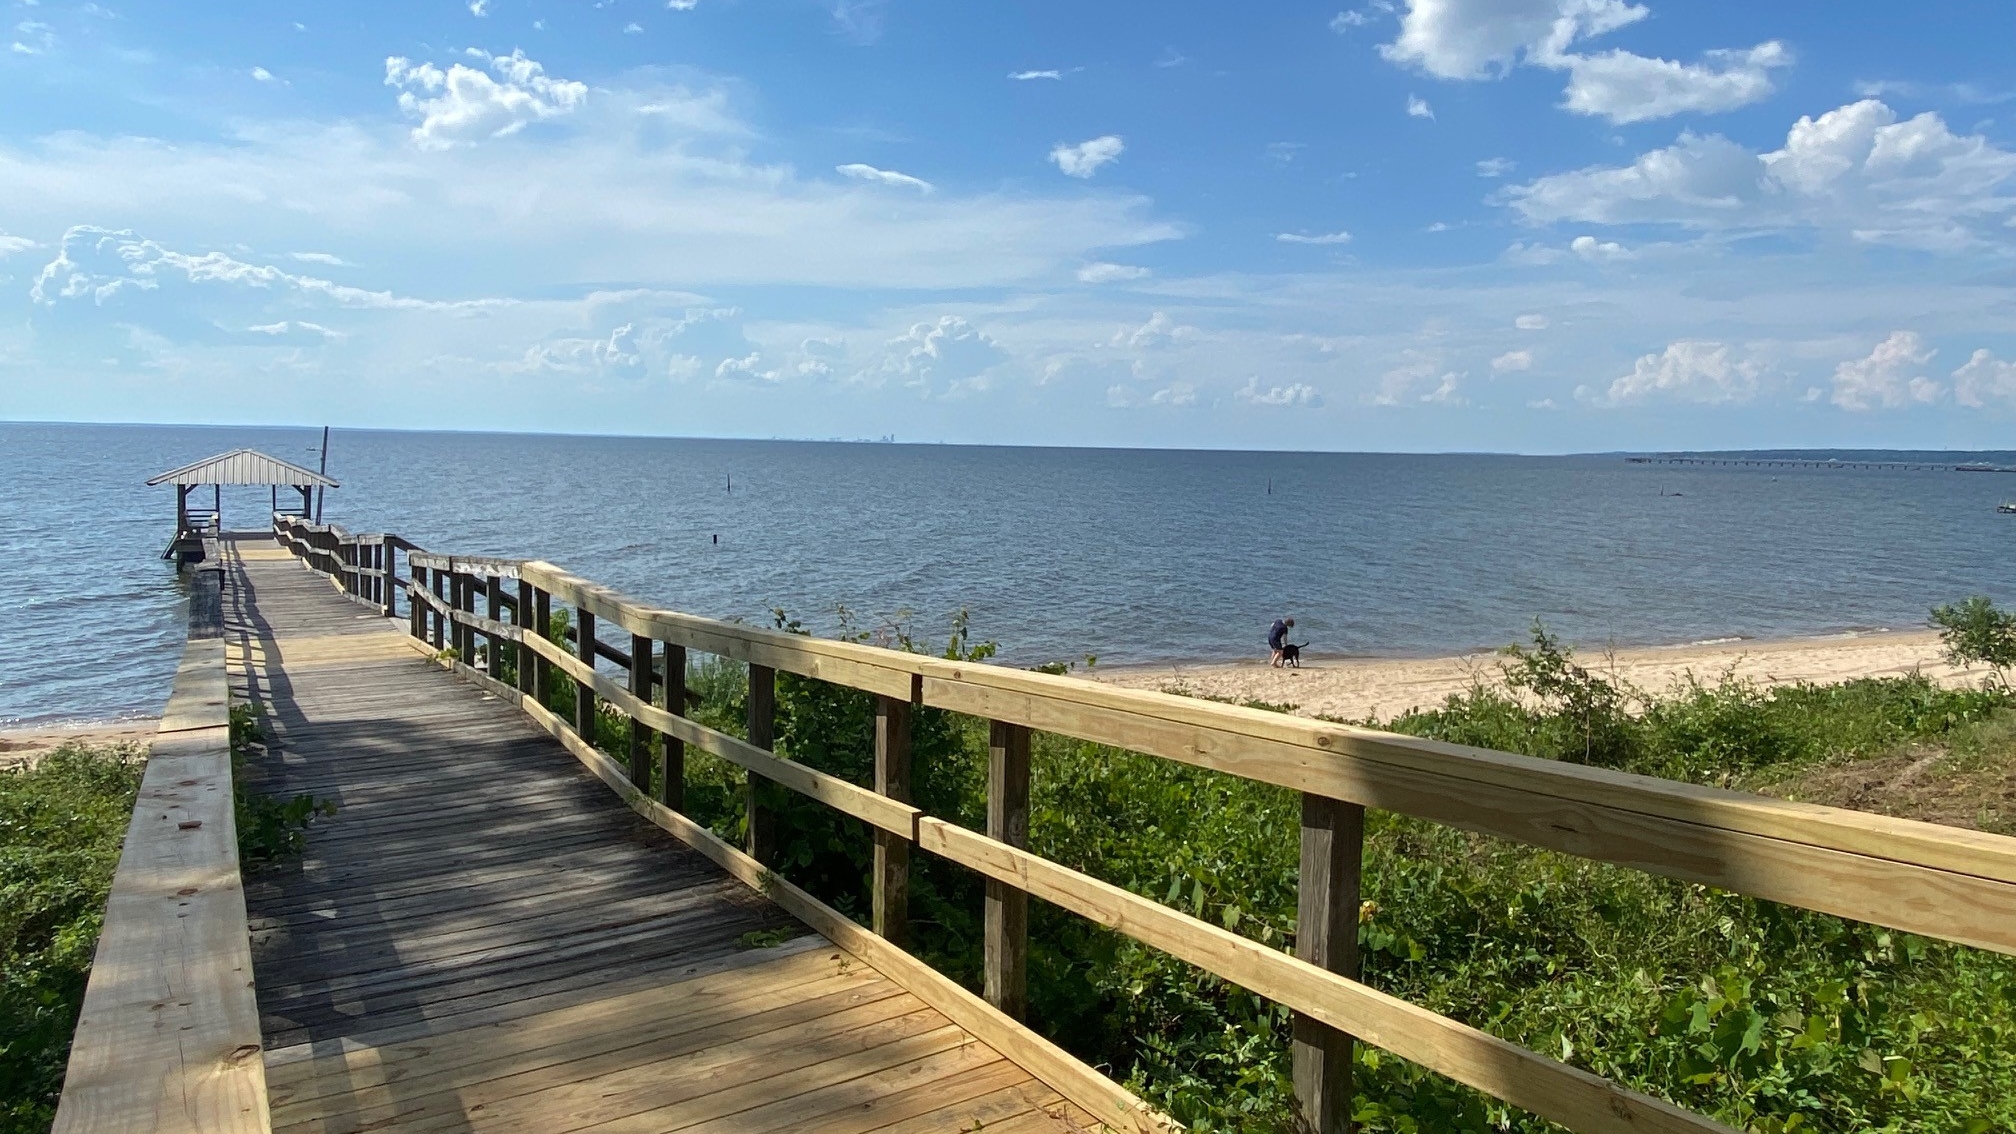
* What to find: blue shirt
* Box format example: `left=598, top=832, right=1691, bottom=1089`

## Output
left=1268, top=619, right=1288, bottom=649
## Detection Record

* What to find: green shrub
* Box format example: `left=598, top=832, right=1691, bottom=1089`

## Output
left=1931, top=597, right=2016, bottom=683
left=0, top=745, right=144, bottom=1134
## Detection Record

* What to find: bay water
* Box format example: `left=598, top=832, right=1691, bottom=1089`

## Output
left=1, top=421, right=2009, bottom=728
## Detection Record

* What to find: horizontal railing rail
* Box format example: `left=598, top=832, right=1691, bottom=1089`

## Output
left=270, top=514, right=2016, bottom=1134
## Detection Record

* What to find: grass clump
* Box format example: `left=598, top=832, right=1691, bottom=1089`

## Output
left=0, top=744, right=144, bottom=1134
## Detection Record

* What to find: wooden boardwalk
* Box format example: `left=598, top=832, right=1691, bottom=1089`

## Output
left=222, top=539, right=1095, bottom=1134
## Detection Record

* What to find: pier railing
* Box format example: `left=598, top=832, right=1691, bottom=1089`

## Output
left=271, top=513, right=2016, bottom=1134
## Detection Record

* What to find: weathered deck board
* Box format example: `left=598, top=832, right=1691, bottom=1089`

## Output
left=222, top=540, right=1095, bottom=1134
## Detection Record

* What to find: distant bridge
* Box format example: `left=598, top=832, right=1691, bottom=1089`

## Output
left=1626, top=455, right=2014, bottom=473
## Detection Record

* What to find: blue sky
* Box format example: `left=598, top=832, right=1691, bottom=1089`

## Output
left=2, top=0, right=2013, bottom=451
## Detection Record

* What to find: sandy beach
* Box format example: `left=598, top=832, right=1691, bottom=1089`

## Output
left=0, top=720, right=157, bottom=771
left=1089, top=630, right=1974, bottom=722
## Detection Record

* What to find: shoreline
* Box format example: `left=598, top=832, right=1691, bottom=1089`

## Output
left=0, top=720, right=159, bottom=771
left=1086, top=628, right=1973, bottom=723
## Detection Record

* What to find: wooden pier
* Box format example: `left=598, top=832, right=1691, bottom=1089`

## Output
left=1624, top=454, right=2009, bottom=472
left=53, top=516, right=2016, bottom=1134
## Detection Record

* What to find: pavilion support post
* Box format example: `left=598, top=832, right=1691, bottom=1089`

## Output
left=575, top=609, right=597, bottom=742
left=176, top=485, right=189, bottom=533
left=745, top=665, right=776, bottom=864
left=628, top=633, right=652, bottom=789
left=1292, top=794, right=1365, bottom=1134
left=873, top=696, right=913, bottom=947
left=658, top=643, right=686, bottom=812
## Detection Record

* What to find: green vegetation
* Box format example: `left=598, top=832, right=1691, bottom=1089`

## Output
left=1932, top=596, right=2016, bottom=684
left=230, top=703, right=336, bottom=869
left=0, top=744, right=144, bottom=1134
left=533, top=599, right=2016, bottom=1132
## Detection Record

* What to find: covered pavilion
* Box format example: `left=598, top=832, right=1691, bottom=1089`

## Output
left=147, top=448, right=338, bottom=562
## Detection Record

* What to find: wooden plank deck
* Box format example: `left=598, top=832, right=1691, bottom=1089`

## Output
left=221, top=538, right=1097, bottom=1134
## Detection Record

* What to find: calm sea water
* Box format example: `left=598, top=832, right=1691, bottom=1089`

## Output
left=2, top=422, right=2010, bottom=728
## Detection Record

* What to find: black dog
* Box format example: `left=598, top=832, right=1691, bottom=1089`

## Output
left=1281, top=642, right=1309, bottom=667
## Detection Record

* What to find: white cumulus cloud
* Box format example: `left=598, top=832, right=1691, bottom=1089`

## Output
left=1491, top=349, right=1533, bottom=371
left=1237, top=376, right=1324, bottom=407
left=836, top=162, right=932, bottom=191
left=1558, top=41, right=1790, bottom=124
left=1953, top=349, right=2016, bottom=409
left=251, top=67, right=277, bottom=83
left=874, top=315, right=1007, bottom=395
left=1406, top=95, right=1434, bottom=119
left=1598, top=341, right=1761, bottom=405
left=1504, top=100, right=2016, bottom=251
left=1379, top=0, right=1786, bottom=124
left=1515, top=313, right=1549, bottom=330
left=1569, top=234, right=1630, bottom=260
left=384, top=49, right=588, bottom=149
left=1050, top=135, right=1124, bottom=178
left=1832, top=330, right=1941, bottom=410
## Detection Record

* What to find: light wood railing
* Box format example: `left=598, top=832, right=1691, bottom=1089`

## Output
left=54, top=548, right=269, bottom=1133
left=271, top=514, right=2016, bottom=1134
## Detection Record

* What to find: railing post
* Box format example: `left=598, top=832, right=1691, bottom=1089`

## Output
left=873, top=696, right=913, bottom=947
left=659, top=643, right=686, bottom=811
left=628, top=633, right=652, bottom=789
left=429, top=568, right=446, bottom=650
left=532, top=588, right=552, bottom=708
left=575, top=608, right=597, bottom=741
left=516, top=580, right=535, bottom=695
left=409, top=562, right=424, bottom=640
left=486, top=576, right=503, bottom=676
left=985, top=720, right=1031, bottom=1019
left=745, top=664, right=776, bottom=864
left=1293, top=795, right=1365, bottom=1134
left=456, top=570, right=476, bottom=662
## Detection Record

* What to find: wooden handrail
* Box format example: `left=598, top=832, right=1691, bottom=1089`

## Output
left=271, top=516, right=2016, bottom=1134
left=55, top=553, right=268, bottom=1132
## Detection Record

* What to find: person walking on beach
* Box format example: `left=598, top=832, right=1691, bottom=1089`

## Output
left=1268, top=617, right=1294, bottom=667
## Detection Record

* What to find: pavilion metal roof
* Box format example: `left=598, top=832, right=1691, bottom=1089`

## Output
left=146, top=449, right=339, bottom=488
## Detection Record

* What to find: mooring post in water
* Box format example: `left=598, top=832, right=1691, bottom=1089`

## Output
left=1293, top=794, right=1365, bottom=1134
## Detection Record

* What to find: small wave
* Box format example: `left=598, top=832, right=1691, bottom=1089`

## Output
left=1684, top=636, right=1749, bottom=647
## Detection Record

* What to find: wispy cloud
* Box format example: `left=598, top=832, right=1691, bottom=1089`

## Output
left=1276, top=230, right=1352, bottom=245
left=1008, top=69, right=1062, bottom=81
left=836, top=162, right=933, bottom=191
